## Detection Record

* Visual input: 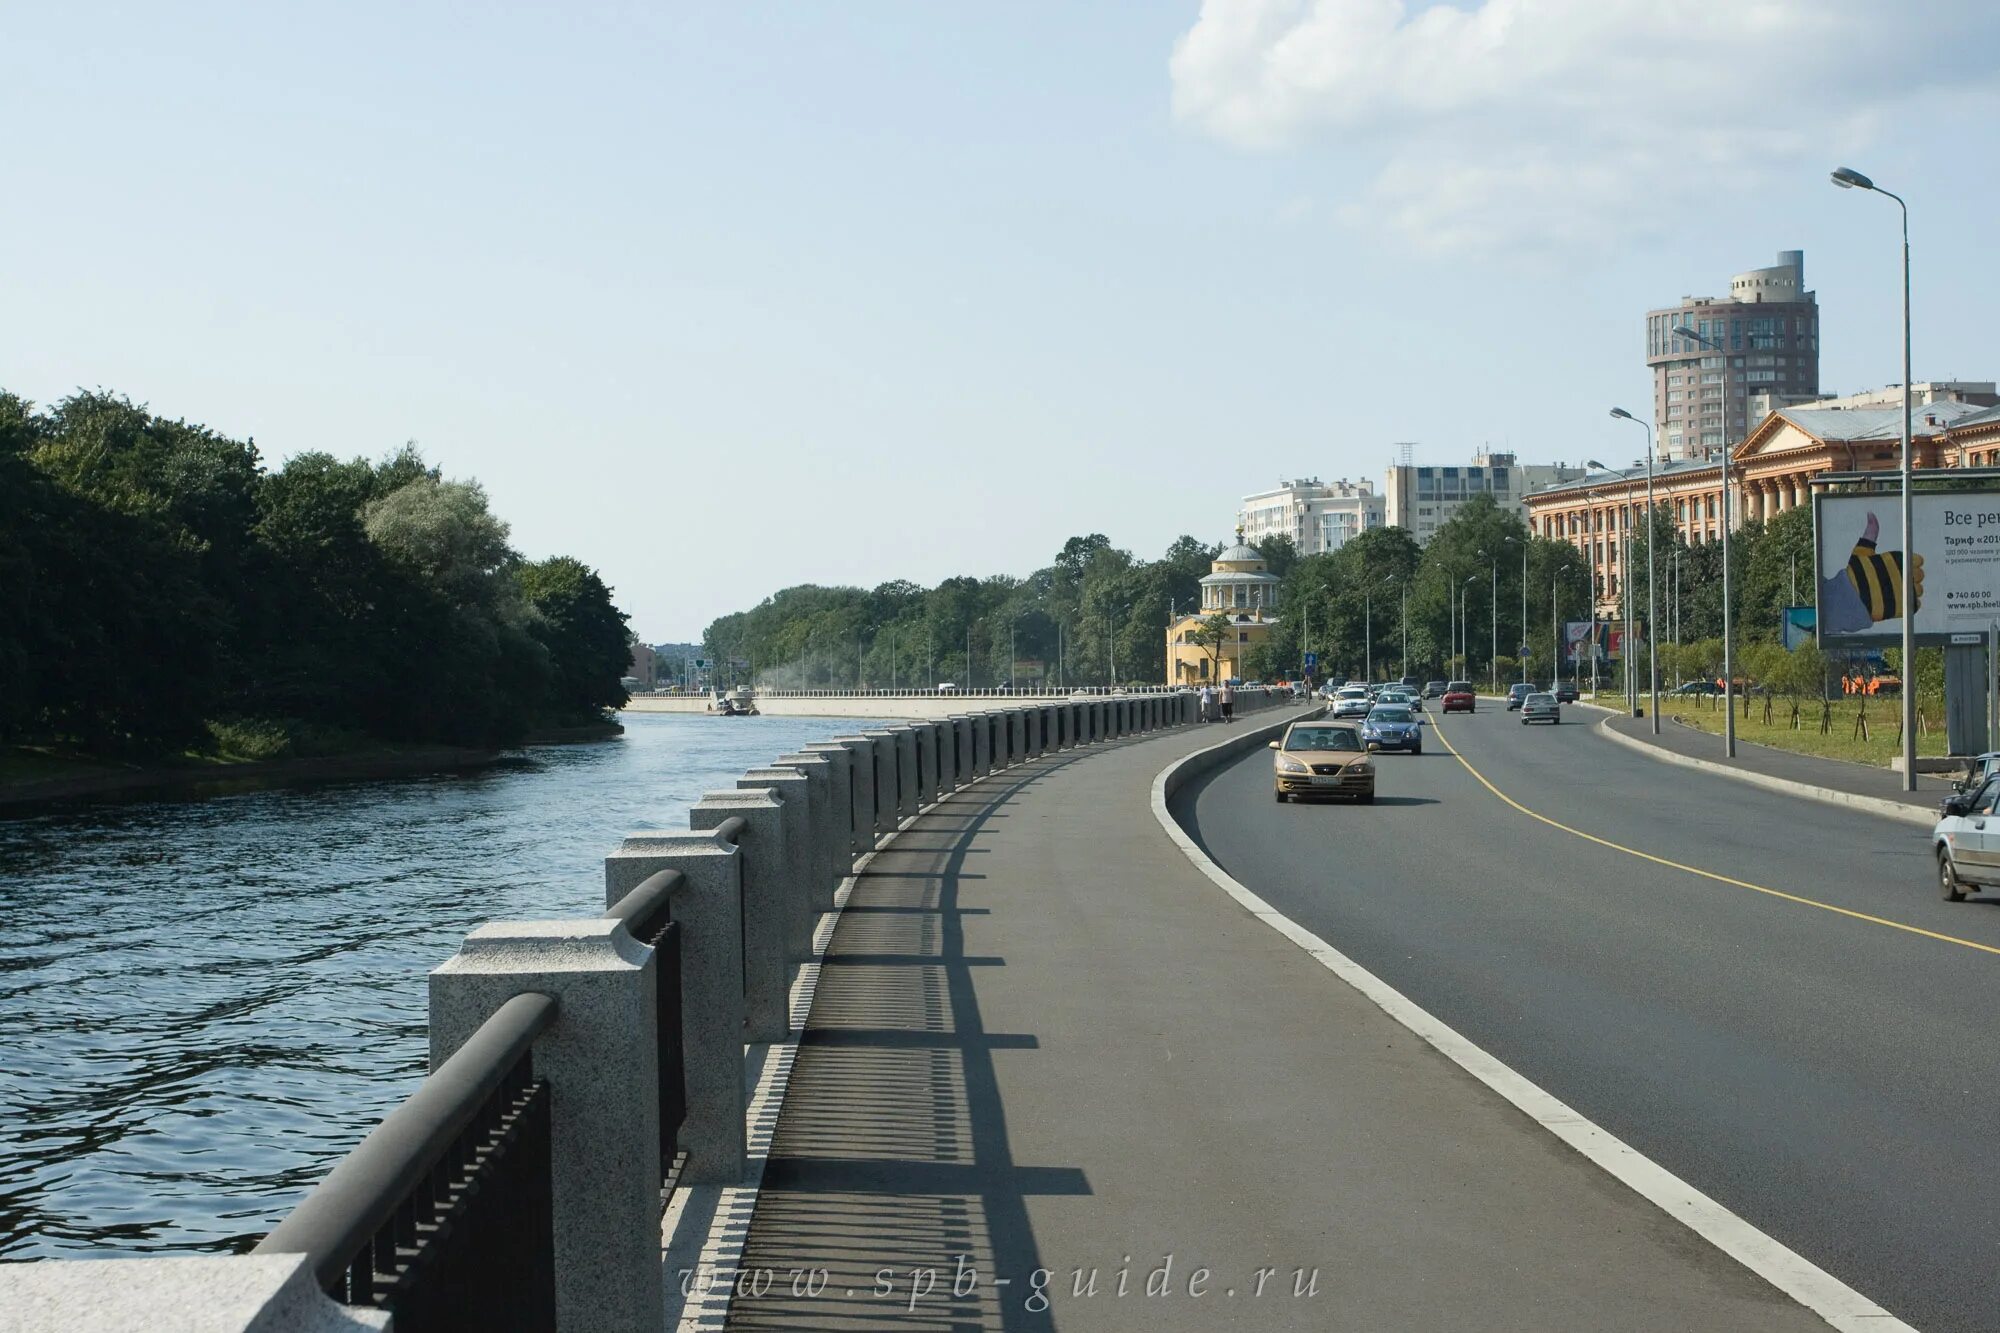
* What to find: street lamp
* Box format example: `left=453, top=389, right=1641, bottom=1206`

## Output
left=1832, top=165, right=1917, bottom=791
left=1675, top=323, right=1737, bottom=756
left=1364, top=577, right=1396, bottom=683
left=1460, top=574, right=1479, bottom=682
left=1610, top=407, right=1661, bottom=733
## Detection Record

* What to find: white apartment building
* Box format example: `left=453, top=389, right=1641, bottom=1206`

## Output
left=1237, top=477, right=1385, bottom=555
left=1383, top=450, right=1586, bottom=544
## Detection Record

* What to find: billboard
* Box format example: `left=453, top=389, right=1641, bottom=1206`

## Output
left=1781, top=606, right=1815, bottom=651
left=1815, top=489, right=2000, bottom=646
left=1564, top=621, right=1625, bottom=662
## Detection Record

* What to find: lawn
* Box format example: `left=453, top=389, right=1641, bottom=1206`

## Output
left=1662, top=694, right=1952, bottom=767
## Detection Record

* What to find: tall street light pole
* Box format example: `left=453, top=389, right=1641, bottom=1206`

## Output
left=1461, top=575, right=1478, bottom=684
left=1833, top=165, right=1917, bottom=791
left=1674, top=323, right=1737, bottom=755
left=1611, top=407, right=1661, bottom=733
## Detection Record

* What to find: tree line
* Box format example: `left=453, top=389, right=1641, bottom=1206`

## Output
left=703, top=490, right=1840, bottom=694
left=1, top=391, right=632, bottom=758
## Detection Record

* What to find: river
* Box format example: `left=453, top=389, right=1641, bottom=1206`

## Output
left=0, top=713, right=873, bottom=1261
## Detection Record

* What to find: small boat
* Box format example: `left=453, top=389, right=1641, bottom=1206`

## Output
left=716, top=689, right=758, bottom=717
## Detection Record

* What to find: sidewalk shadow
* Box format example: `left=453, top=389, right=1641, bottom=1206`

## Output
left=727, top=759, right=1093, bottom=1331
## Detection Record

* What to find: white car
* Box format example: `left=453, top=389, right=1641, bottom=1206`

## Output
left=1520, top=692, right=1561, bottom=724
left=1935, top=776, right=2000, bottom=901
left=1331, top=688, right=1374, bottom=720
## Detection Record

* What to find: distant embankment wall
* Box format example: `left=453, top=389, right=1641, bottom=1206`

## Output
left=624, top=689, right=1186, bottom=721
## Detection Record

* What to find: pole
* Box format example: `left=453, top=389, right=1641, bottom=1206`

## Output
left=1400, top=584, right=1408, bottom=679
left=1645, top=424, right=1660, bottom=732
left=1521, top=543, right=1529, bottom=686
left=1364, top=589, right=1373, bottom=684
left=1723, top=443, right=1736, bottom=756
left=1898, top=192, right=1916, bottom=791
left=965, top=627, right=972, bottom=688
left=1489, top=560, right=1498, bottom=694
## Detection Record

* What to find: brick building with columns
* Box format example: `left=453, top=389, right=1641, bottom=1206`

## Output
left=1525, top=401, right=1993, bottom=616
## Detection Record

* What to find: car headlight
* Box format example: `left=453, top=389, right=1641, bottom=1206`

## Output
left=1352, top=761, right=1373, bottom=774
left=1276, top=755, right=1309, bottom=773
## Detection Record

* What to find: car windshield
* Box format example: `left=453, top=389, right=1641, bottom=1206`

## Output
left=1447, top=681, right=1472, bottom=692
left=1369, top=707, right=1412, bottom=723
left=1286, top=727, right=1361, bottom=752
left=1527, top=694, right=1555, bottom=704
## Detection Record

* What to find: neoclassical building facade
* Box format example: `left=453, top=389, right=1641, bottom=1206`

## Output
left=1165, top=540, right=1281, bottom=685
left=1525, top=402, right=1996, bottom=615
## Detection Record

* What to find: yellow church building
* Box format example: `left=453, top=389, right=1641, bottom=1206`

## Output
left=1166, top=539, right=1281, bottom=685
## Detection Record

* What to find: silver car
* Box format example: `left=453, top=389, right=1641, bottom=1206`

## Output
left=1935, top=776, right=2000, bottom=901
left=1519, top=692, right=1561, bottom=724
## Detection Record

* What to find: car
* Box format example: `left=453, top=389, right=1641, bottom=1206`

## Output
left=1934, top=775, right=2000, bottom=900
left=1441, top=680, right=1476, bottom=713
left=1330, top=687, right=1374, bottom=719
left=1553, top=681, right=1580, bottom=703
left=1269, top=721, right=1375, bottom=803
left=1361, top=704, right=1423, bottom=754
left=1505, top=682, right=1534, bottom=710
left=1423, top=680, right=1447, bottom=698
left=1400, top=676, right=1423, bottom=691
left=1520, top=691, right=1561, bottom=724
left=1670, top=680, right=1722, bottom=696
left=1377, top=687, right=1421, bottom=711
left=936, top=681, right=959, bottom=694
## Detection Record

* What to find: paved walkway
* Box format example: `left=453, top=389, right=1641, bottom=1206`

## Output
left=1600, top=706, right=1955, bottom=813
left=722, top=718, right=1831, bottom=1331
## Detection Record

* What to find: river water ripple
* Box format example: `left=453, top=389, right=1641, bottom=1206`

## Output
left=0, top=713, right=859, bottom=1260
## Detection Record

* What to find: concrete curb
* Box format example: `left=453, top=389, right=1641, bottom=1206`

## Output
left=1147, top=720, right=1912, bottom=1333
left=1594, top=716, right=1936, bottom=829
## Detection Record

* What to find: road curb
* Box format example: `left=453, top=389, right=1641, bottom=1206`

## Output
left=1594, top=716, right=1936, bottom=829
left=1148, top=724, right=1914, bottom=1333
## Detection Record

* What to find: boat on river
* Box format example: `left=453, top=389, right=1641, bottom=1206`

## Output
left=716, top=689, right=758, bottom=716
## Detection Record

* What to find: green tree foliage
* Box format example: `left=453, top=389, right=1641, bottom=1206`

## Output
left=0, top=391, right=630, bottom=755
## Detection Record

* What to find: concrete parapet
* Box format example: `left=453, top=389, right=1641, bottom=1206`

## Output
left=772, top=752, right=838, bottom=912
left=604, top=832, right=747, bottom=1184
left=827, top=736, right=878, bottom=853
left=859, top=731, right=900, bottom=836
left=431, top=918, right=664, bottom=1333
left=690, top=790, right=792, bottom=1041
left=914, top=721, right=941, bottom=805
left=738, top=769, right=815, bottom=966
left=1008, top=709, right=1026, bottom=765
left=971, top=712, right=991, bottom=777
left=798, top=743, right=857, bottom=887
left=890, top=727, right=919, bottom=820
left=946, top=715, right=972, bottom=785
left=0, top=1254, right=388, bottom=1333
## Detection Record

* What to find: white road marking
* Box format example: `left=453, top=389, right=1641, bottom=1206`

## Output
left=1149, top=721, right=1917, bottom=1333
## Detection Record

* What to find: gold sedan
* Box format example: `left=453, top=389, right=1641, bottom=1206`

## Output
left=1270, top=721, right=1375, bottom=804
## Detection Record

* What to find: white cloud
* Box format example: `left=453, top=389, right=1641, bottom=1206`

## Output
left=1171, top=0, right=2000, bottom=252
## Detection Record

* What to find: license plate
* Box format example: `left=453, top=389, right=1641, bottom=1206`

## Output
left=1311, top=774, right=1344, bottom=786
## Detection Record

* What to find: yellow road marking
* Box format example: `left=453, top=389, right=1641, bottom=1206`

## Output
left=1428, top=713, right=2000, bottom=959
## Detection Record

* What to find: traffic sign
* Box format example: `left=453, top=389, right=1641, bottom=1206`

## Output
left=1303, top=652, right=1318, bottom=669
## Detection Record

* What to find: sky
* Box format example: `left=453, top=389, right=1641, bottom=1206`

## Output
left=7, top=1, right=1998, bottom=641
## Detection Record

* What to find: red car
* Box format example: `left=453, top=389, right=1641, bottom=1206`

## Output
left=1441, top=680, right=1476, bottom=713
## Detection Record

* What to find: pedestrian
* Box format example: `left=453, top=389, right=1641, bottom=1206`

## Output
left=1199, top=682, right=1216, bottom=723
left=1220, top=679, right=1235, bottom=724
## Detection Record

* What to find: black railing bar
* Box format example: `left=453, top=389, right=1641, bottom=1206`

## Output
left=256, top=990, right=560, bottom=1293
left=602, top=868, right=686, bottom=943
left=711, top=815, right=747, bottom=846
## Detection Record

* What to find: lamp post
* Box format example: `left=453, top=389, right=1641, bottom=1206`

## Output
left=1832, top=165, right=1917, bottom=791
left=1460, top=575, right=1478, bottom=683
left=1611, top=407, right=1661, bottom=733
left=1364, top=577, right=1395, bottom=684
left=1674, top=323, right=1737, bottom=755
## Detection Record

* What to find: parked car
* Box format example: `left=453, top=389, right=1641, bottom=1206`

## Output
left=1670, top=680, right=1722, bottom=696
left=1553, top=681, right=1580, bottom=703
left=1423, top=680, right=1447, bottom=698
left=1934, top=776, right=2000, bottom=900
left=936, top=681, right=960, bottom=694
left=1520, top=692, right=1561, bottom=724
left=1505, top=682, right=1534, bottom=710
left=1361, top=704, right=1424, bottom=754
left=1441, top=681, right=1476, bottom=713
left=1269, top=721, right=1375, bottom=804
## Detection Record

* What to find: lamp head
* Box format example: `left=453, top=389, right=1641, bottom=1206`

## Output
left=1586, top=458, right=1607, bottom=470
left=1609, top=407, right=1635, bottom=422
left=1831, top=166, right=1873, bottom=191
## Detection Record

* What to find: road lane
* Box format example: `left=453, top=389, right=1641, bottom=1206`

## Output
left=1176, top=704, right=2000, bottom=1333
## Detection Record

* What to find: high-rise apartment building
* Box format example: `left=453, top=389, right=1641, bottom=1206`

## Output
left=1237, top=477, right=1384, bottom=555
left=1383, top=450, right=1584, bottom=544
left=1646, top=249, right=1819, bottom=461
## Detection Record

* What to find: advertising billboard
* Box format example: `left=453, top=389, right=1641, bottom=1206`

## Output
left=1815, top=489, right=2000, bottom=646
left=1780, top=606, right=1816, bottom=651
left=1564, top=621, right=1625, bottom=662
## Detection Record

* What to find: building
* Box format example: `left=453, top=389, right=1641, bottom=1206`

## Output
left=1646, top=249, right=1820, bottom=460
left=1524, top=400, right=1992, bottom=614
left=1166, top=540, right=1281, bottom=685
left=1383, top=450, right=1585, bottom=543
left=1237, top=477, right=1385, bottom=555
left=1749, top=380, right=1998, bottom=420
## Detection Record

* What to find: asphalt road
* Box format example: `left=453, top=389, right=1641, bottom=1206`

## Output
left=1176, top=702, right=2000, bottom=1333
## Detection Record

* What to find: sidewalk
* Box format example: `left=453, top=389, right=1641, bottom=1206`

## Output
left=715, top=720, right=1830, bottom=1331
left=1599, top=707, right=1953, bottom=823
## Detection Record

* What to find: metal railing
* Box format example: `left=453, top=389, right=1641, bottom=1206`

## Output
left=257, top=991, right=559, bottom=1332
left=603, top=870, right=688, bottom=1206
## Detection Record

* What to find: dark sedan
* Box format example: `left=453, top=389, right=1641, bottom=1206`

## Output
left=1360, top=704, right=1423, bottom=754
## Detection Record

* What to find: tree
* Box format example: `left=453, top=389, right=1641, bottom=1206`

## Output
left=1191, top=613, right=1235, bottom=684
left=1251, top=534, right=1299, bottom=581
left=518, top=557, right=632, bottom=718
left=363, top=474, right=516, bottom=610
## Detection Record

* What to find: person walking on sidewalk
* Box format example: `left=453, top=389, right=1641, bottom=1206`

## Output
left=1220, top=679, right=1236, bottom=723
left=1199, top=682, right=1216, bottom=723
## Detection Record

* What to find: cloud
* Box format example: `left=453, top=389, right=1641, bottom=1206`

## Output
left=1170, top=0, right=2000, bottom=253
